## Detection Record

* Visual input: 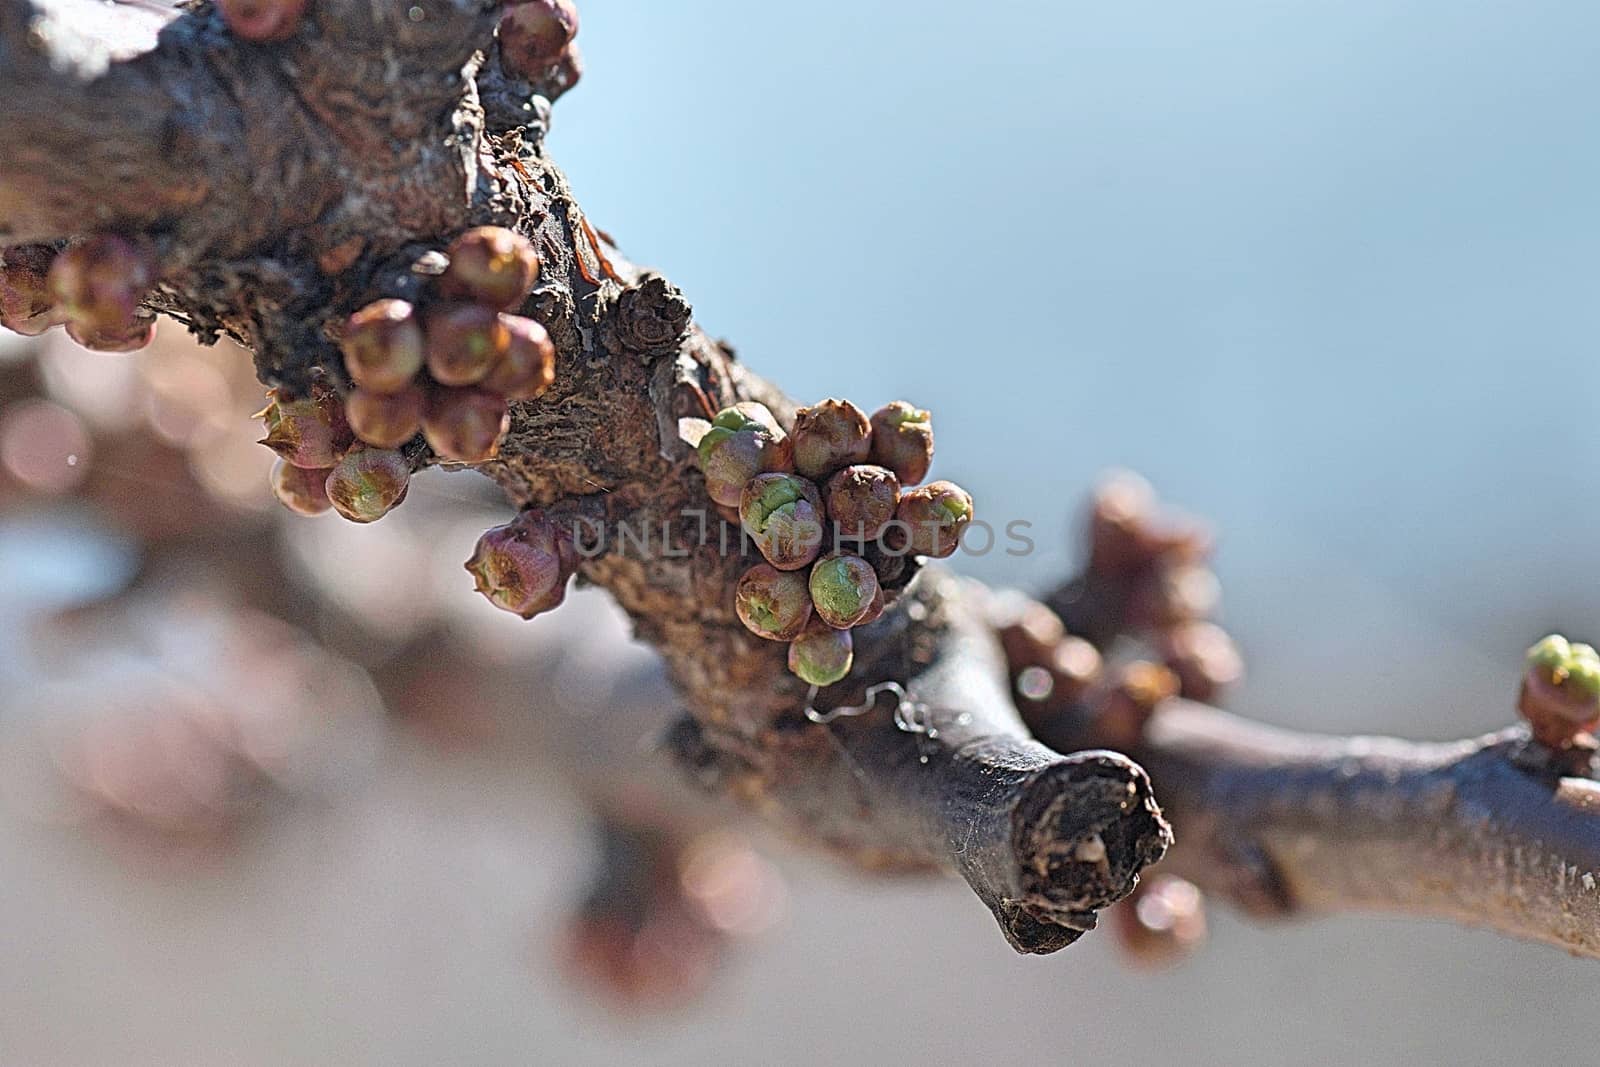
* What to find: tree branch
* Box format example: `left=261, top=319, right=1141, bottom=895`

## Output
left=1044, top=702, right=1600, bottom=957
left=1024, top=478, right=1600, bottom=957
left=0, top=0, right=1170, bottom=952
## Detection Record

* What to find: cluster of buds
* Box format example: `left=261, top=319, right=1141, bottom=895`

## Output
left=499, top=0, right=584, bottom=100
left=259, top=379, right=413, bottom=523
left=217, top=0, right=307, bottom=42
left=1085, top=472, right=1242, bottom=703
left=464, top=509, right=580, bottom=620
left=335, top=227, right=552, bottom=468
left=1, top=237, right=158, bottom=353
left=1518, top=634, right=1600, bottom=757
left=698, top=397, right=970, bottom=686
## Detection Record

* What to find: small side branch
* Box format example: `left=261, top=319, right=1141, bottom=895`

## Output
left=1136, top=704, right=1600, bottom=955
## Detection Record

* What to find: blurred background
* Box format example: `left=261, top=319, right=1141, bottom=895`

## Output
left=3, top=0, right=1599, bottom=1061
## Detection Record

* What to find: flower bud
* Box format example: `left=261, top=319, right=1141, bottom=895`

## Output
left=1519, top=634, right=1600, bottom=749
left=791, top=398, right=871, bottom=480
left=868, top=401, right=933, bottom=486
left=739, top=472, right=825, bottom=572
left=500, top=0, right=580, bottom=77
left=47, top=235, right=153, bottom=336
left=219, top=0, right=307, bottom=41
left=439, top=227, right=542, bottom=310
left=346, top=385, right=425, bottom=449
left=482, top=315, right=557, bottom=400
left=697, top=404, right=791, bottom=508
left=734, top=563, right=813, bottom=641
left=269, top=459, right=333, bottom=517
left=324, top=445, right=410, bottom=524
left=258, top=382, right=354, bottom=469
left=66, top=314, right=157, bottom=353
left=425, top=303, right=510, bottom=386
left=808, top=553, right=880, bottom=630
left=0, top=245, right=60, bottom=336
left=788, top=619, right=854, bottom=687
left=823, top=464, right=899, bottom=541
left=893, top=480, right=972, bottom=558
left=341, top=299, right=425, bottom=393
left=465, top=510, right=578, bottom=619
left=423, top=387, right=509, bottom=462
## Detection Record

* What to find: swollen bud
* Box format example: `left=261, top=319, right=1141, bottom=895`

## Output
left=440, top=227, right=542, bottom=311
left=269, top=460, right=333, bottom=517
left=1519, top=634, right=1600, bottom=750
left=465, top=510, right=578, bottom=619
left=894, top=480, right=972, bottom=558
left=218, top=0, right=307, bottom=42
left=868, top=401, right=934, bottom=486
left=47, top=235, right=153, bottom=337
left=0, top=245, right=60, bottom=336
left=735, top=563, right=813, bottom=641
left=808, top=553, right=880, bottom=630
left=258, top=382, right=354, bottom=469
left=788, top=619, right=854, bottom=687
left=341, top=299, right=425, bottom=393
left=423, top=388, right=509, bottom=463
left=823, top=465, right=899, bottom=541
left=324, top=445, right=411, bottom=524
left=482, top=315, right=557, bottom=400
left=425, top=303, right=511, bottom=387
left=697, top=404, right=791, bottom=507
left=346, top=386, right=425, bottom=449
left=791, top=398, right=871, bottom=480
left=739, top=472, right=825, bottom=572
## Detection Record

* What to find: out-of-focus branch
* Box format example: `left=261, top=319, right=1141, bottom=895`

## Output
left=1016, top=478, right=1600, bottom=958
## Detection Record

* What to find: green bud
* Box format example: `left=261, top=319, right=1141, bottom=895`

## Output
left=739, top=472, right=825, bottom=571
left=791, top=398, right=871, bottom=480
left=1527, top=635, right=1574, bottom=677
left=696, top=403, right=790, bottom=507
left=894, top=480, right=973, bottom=558
left=788, top=620, right=854, bottom=687
left=868, top=401, right=934, bottom=486
left=808, top=553, right=880, bottom=630
left=735, top=563, right=813, bottom=641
